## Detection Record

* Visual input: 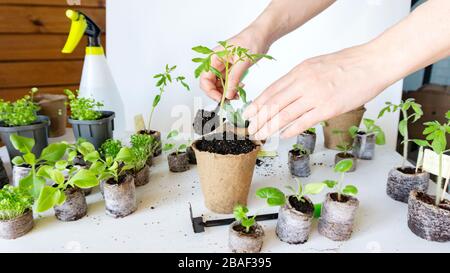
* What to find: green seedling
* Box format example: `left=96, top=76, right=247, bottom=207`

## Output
left=0, top=88, right=39, bottom=126
left=233, top=204, right=257, bottom=233
left=349, top=118, right=386, bottom=145
left=378, top=99, right=423, bottom=169
left=66, top=138, right=96, bottom=164
left=325, top=159, right=358, bottom=202
left=305, top=128, right=316, bottom=135
left=92, top=146, right=134, bottom=184
left=65, top=89, right=103, bottom=121
left=130, top=133, right=155, bottom=171
left=162, top=130, right=187, bottom=156
left=413, top=111, right=450, bottom=206
left=147, top=65, right=190, bottom=131
left=291, top=143, right=309, bottom=156
left=99, top=139, right=123, bottom=159
left=333, top=129, right=353, bottom=156
left=0, top=185, right=33, bottom=221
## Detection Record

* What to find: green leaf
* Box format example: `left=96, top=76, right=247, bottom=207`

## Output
left=233, top=205, right=248, bottom=222
left=194, top=63, right=206, bottom=78
left=36, top=186, right=61, bottom=213
left=166, top=130, right=179, bottom=139
left=348, top=126, right=359, bottom=138
left=39, top=143, right=67, bottom=162
left=85, top=151, right=100, bottom=162
left=55, top=160, right=68, bottom=170
left=10, top=134, right=35, bottom=154
left=334, top=159, right=353, bottom=173
left=342, top=185, right=358, bottom=196
left=241, top=218, right=255, bottom=232
left=237, top=87, right=247, bottom=104
left=398, top=119, right=407, bottom=138
left=152, top=95, right=161, bottom=107
left=78, top=141, right=95, bottom=156
left=256, top=187, right=286, bottom=206
left=57, top=192, right=66, bottom=206
left=89, top=161, right=105, bottom=174
left=303, top=183, right=326, bottom=195
left=49, top=169, right=65, bottom=185
left=163, top=143, right=174, bottom=152
left=192, top=45, right=213, bottom=54
left=70, top=169, right=99, bottom=189
left=178, top=144, right=187, bottom=152
left=11, top=156, right=25, bottom=166
left=23, top=153, right=36, bottom=166
left=210, top=67, right=222, bottom=79
left=323, top=180, right=338, bottom=188
left=192, top=58, right=204, bottom=63
left=115, top=147, right=133, bottom=163
left=375, top=128, right=386, bottom=145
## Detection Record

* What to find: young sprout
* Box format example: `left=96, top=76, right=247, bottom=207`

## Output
left=162, top=130, right=187, bottom=156
left=65, top=89, right=103, bottom=121
left=291, top=143, right=309, bottom=156
left=333, top=129, right=353, bottom=155
left=349, top=118, right=386, bottom=145
left=305, top=128, right=316, bottom=135
left=147, top=65, right=190, bottom=131
left=233, top=204, right=257, bottom=233
left=378, top=99, right=423, bottom=169
left=0, top=87, right=40, bottom=126
left=325, top=159, right=358, bottom=202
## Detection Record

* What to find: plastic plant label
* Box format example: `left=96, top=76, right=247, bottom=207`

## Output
left=134, top=114, right=145, bottom=132
left=422, top=149, right=450, bottom=179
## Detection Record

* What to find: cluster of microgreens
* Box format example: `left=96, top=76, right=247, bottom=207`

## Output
left=378, top=99, right=423, bottom=169
left=0, top=88, right=39, bottom=126
left=100, top=139, right=123, bottom=159
left=130, top=133, right=155, bottom=171
left=349, top=118, right=386, bottom=145
left=413, top=111, right=450, bottom=206
left=147, top=65, right=190, bottom=130
left=162, top=130, right=187, bottom=156
left=65, top=89, right=103, bottom=121
left=192, top=41, right=274, bottom=124
left=0, top=185, right=33, bottom=221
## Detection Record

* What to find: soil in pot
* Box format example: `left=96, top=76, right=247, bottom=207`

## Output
left=68, top=111, right=115, bottom=150
left=323, top=106, right=366, bottom=150
left=103, top=175, right=137, bottom=218
left=193, top=131, right=260, bottom=213
left=0, top=158, right=9, bottom=189
left=334, top=153, right=357, bottom=172
left=134, top=164, right=150, bottom=187
left=288, top=150, right=311, bottom=177
left=407, top=190, right=450, bottom=242
left=146, top=154, right=153, bottom=167
left=297, top=132, right=316, bottom=154
left=318, top=192, right=359, bottom=241
left=192, top=109, right=221, bottom=136
left=352, top=132, right=376, bottom=160
left=34, top=94, right=67, bottom=138
left=186, top=146, right=197, bottom=164
left=54, top=187, right=88, bottom=222
left=138, top=129, right=161, bottom=157
left=386, top=167, right=429, bottom=203
left=276, top=196, right=314, bottom=244
left=0, top=115, right=49, bottom=159
left=228, top=221, right=264, bottom=253
left=0, top=209, right=34, bottom=240
left=167, top=152, right=190, bottom=172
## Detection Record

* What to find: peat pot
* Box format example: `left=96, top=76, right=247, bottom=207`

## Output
left=386, top=167, right=429, bottom=203
left=103, top=175, right=137, bottom=218
left=228, top=221, right=264, bottom=253
left=276, top=196, right=314, bottom=244
left=296, top=132, right=316, bottom=154
left=334, top=153, right=357, bottom=172
left=68, top=111, right=115, bottom=149
left=288, top=150, right=311, bottom=177
left=407, top=190, right=450, bottom=242
left=318, top=193, right=359, bottom=241
left=167, top=152, right=190, bottom=173
left=133, top=165, right=150, bottom=187
left=0, top=209, right=33, bottom=240
left=352, top=132, right=376, bottom=160
left=34, top=93, right=67, bottom=137
left=54, top=187, right=88, bottom=222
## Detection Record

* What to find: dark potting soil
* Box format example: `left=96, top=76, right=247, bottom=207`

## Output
left=233, top=224, right=259, bottom=237
left=290, top=149, right=308, bottom=157
left=138, top=129, right=158, bottom=136
left=330, top=192, right=350, bottom=203
left=415, top=191, right=450, bottom=211
left=397, top=167, right=423, bottom=175
left=196, top=132, right=257, bottom=155
left=289, top=196, right=314, bottom=214
left=337, top=152, right=354, bottom=159
left=106, top=174, right=129, bottom=186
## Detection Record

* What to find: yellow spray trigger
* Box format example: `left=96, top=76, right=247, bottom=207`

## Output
left=62, top=9, right=87, bottom=54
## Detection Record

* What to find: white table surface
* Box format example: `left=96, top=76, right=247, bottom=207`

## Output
left=0, top=129, right=449, bottom=253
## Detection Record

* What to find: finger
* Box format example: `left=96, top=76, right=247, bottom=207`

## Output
left=253, top=98, right=314, bottom=140
left=280, top=107, right=327, bottom=139
left=243, top=72, right=295, bottom=119
left=200, top=74, right=223, bottom=101
left=225, top=61, right=251, bottom=100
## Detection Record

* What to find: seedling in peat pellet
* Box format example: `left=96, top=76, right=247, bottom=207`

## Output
left=325, top=159, right=358, bottom=202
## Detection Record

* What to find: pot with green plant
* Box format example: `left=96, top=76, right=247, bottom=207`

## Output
left=0, top=185, right=34, bottom=240
left=378, top=99, right=429, bottom=203
left=163, top=130, right=190, bottom=173
left=407, top=112, right=450, bottom=242
left=34, top=92, right=67, bottom=138
left=130, top=133, right=153, bottom=186
left=257, top=180, right=329, bottom=244
left=349, top=118, right=385, bottom=160
left=288, top=144, right=311, bottom=177
left=67, top=138, right=99, bottom=196
left=66, top=89, right=115, bottom=149
left=297, top=128, right=317, bottom=154
left=333, top=129, right=357, bottom=172
left=0, top=88, right=49, bottom=160
left=228, top=204, right=264, bottom=253
left=191, top=42, right=272, bottom=213
left=139, top=65, right=190, bottom=157
left=318, top=159, right=359, bottom=241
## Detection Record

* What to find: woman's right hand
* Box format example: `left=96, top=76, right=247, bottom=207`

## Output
left=199, top=27, right=271, bottom=102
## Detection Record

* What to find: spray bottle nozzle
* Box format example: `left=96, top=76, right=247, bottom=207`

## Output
left=62, top=9, right=102, bottom=54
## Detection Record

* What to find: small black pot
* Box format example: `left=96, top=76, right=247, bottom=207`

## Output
left=407, top=190, right=450, bottom=242
left=133, top=165, right=150, bottom=187
left=296, top=132, right=316, bottom=154
left=0, top=115, right=49, bottom=160
left=276, top=196, right=314, bottom=244
left=193, top=109, right=220, bottom=135
left=68, top=111, right=115, bottom=149
left=186, top=146, right=197, bottom=164
left=386, top=167, right=429, bottom=203
left=0, top=158, right=9, bottom=189
left=54, top=187, right=88, bottom=222
left=168, top=152, right=190, bottom=172
left=228, top=221, right=264, bottom=253
left=335, top=152, right=357, bottom=172
left=103, top=175, right=137, bottom=218
left=318, top=193, right=359, bottom=241
left=288, top=150, right=310, bottom=177
left=352, top=132, right=376, bottom=160
left=0, top=209, right=34, bottom=240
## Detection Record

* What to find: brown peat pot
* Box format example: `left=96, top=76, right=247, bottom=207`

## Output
left=54, top=187, right=88, bottom=222
left=276, top=196, right=314, bottom=244
left=386, top=167, right=429, bottom=203
left=296, top=132, right=316, bottom=154
left=167, top=152, right=190, bottom=173
left=318, top=193, right=359, bottom=241
left=34, top=93, right=67, bottom=138
left=288, top=150, right=311, bottom=177
left=407, top=190, right=450, bottom=242
left=0, top=209, right=33, bottom=240
left=352, top=132, right=376, bottom=160
left=228, top=221, right=264, bottom=253
left=133, top=164, right=150, bottom=187
left=103, top=175, right=137, bottom=218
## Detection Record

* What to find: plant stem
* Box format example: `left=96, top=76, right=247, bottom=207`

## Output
left=401, top=109, right=408, bottom=170
left=337, top=173, right=344, bottom=202
left=147, top=89, right=163, bottom=131
left=219, top=60, right=230, bottom=128
left=435, top=153, right=443, bottom=206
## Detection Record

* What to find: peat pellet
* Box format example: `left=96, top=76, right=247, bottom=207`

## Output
left=134, top=165, right=150, bottom=187
left=104, top=175, right=137, bottom=218
left=288, top=150, right=311, bottom=177
left=296, top=132, right=316, bottom=154
left=276, top=196, right=314, bottom=244
left=352, top=132, right=376, bottom=160
left=335, top=153, right=357, bottom=172
left=386, top=167, right=429, bottom=203
left=54, top=187, right=88, bottom=222
left=168, top=152, right=190, bottom=173
left=186, top=146, right=197, bottom=164
left=0, top=209, right=34, bottom=240
left=228, top=221, right=264, bottom=253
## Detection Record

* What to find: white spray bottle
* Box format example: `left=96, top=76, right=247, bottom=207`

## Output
left=62, top=9, right=126, bottom=134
